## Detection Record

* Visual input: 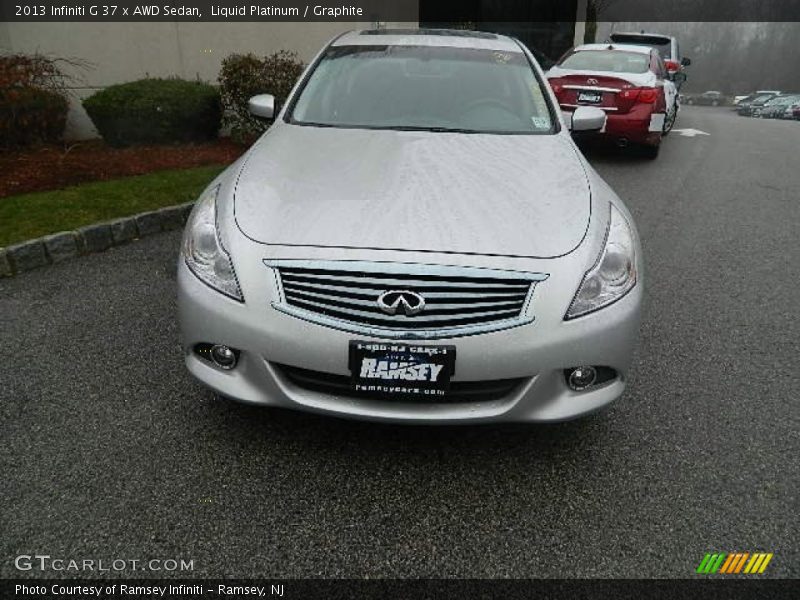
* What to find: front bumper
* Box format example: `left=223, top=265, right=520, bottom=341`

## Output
left=177, top=243, right=643, bottom=424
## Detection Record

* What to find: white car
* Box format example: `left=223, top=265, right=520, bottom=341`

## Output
left=177, top=29, right=643, bottom=423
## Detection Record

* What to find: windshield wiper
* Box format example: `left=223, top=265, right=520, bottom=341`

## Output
left=382, top=125, right=485, bottom=134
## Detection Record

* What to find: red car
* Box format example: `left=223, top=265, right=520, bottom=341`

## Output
left=546, top=43, right=678, bottom=158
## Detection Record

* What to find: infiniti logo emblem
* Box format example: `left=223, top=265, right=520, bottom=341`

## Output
left=587, top=78, right=598, bottom=85
left=376, top=290, right=426, bottom=316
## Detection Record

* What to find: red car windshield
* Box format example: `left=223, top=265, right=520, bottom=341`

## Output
left=559, top=50, right=650, bottom=74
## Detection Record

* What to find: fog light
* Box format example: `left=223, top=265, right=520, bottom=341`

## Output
left=210, top=344, right=237, bottom=370
left=567, top=366, right=597, bottom=391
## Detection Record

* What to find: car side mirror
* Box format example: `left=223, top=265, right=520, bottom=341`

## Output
left=681, top=57, right=691, bottom=67
left=570, top=106, right=606, bottom=132
left=248, top=94, right=275, bottom=119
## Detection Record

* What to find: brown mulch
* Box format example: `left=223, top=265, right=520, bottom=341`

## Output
left=0, top=139, right=245, bottom=198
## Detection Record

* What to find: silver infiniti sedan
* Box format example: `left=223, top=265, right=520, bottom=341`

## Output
left=177, top=29, right=643, bottom=423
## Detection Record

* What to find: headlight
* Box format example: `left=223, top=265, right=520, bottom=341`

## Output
left=182, top=185, right=243, bottom=302
left=565, top=204, right=636, bottom=319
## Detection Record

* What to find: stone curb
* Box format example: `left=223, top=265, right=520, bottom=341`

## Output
left=0, top=201, right=196, bottom=278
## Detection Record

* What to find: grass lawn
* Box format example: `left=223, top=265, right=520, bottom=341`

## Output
left=0, top=165, right=225, bottom=247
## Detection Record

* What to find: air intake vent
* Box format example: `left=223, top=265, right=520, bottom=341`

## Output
left=277, top=364, right=525, bottom=404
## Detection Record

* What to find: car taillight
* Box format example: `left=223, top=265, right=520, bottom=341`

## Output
left=664, top=59, right=681, bottom=73
left=548, top=79, right=565, bottom=101
left=638, top=88, right=658, bottom=103
left=619, top=87, right=658, bottom=104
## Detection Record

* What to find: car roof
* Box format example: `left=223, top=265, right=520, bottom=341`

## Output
left=573, top=43, right=653, bottom=55
left=610, top=31, right=674, bottom=43
left=333, top=29, right=523, bottom=53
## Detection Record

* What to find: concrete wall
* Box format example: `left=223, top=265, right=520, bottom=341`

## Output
left=3, top=21, right=415, bottom=139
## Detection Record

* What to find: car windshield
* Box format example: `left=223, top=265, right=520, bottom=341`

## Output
left=559, top=50, right=649, bottom=74
left=289, top=45, right=554, bottom=134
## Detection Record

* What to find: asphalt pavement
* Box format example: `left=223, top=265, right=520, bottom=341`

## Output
left=1, top=107, right=797, bottom=578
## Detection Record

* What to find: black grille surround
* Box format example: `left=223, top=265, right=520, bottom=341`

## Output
left=277, top=364, right=526, bottom=404
left=266, top=260, right=548, bottom=339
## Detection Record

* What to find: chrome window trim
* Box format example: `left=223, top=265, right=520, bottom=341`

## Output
left=264, top=259, right=549, bottom=339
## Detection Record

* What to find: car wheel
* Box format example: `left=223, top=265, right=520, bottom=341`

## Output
left=712, top=100, right=719, bottom=106
left=662, top=107, right=677, bottom=135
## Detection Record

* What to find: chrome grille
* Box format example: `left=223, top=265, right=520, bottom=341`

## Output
left=266, top=260, right=548, bottom=339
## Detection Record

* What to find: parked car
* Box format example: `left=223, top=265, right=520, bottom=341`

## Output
left=177, top=29, right=643, bottom=424
left=735, top=91, right=782, bottom=112
left=685, top=91, right=724, bottom=106
left=608, top=31, right=689, bottom=69
left=547, top=42, right=677, bottom=158
left=733, top=90, right=781, bottom=106
left=608, top=31, right=690, bottom=88
left=737, top=93, right=777, bottom=116
left=783, top=97, right=800, bottom=119
left=756, top=94, right=800, bottom=118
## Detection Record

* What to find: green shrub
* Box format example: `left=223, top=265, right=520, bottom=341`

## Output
left=0, top=53, right=71, bottom=148
left=219, top=51, right=305, bottom=143
left=83, top=78, right=221, bottom=147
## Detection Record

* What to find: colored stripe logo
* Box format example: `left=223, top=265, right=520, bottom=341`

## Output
left=696, top=552, right=773, bottom=574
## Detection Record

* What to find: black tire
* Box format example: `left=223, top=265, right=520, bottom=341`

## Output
left=639, top=142, right=660, bottom=160
left=662, top=107, right=677, bottom=135
left=712, top=100, right=719, bottom=106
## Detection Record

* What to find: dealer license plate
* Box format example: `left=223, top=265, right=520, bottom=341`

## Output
left=348, top=341, right=456, bottom=397
left=578, top=91, right=603, bottom=104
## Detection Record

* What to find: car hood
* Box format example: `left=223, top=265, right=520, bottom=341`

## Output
left=234, top=125, right=591, bottom=258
